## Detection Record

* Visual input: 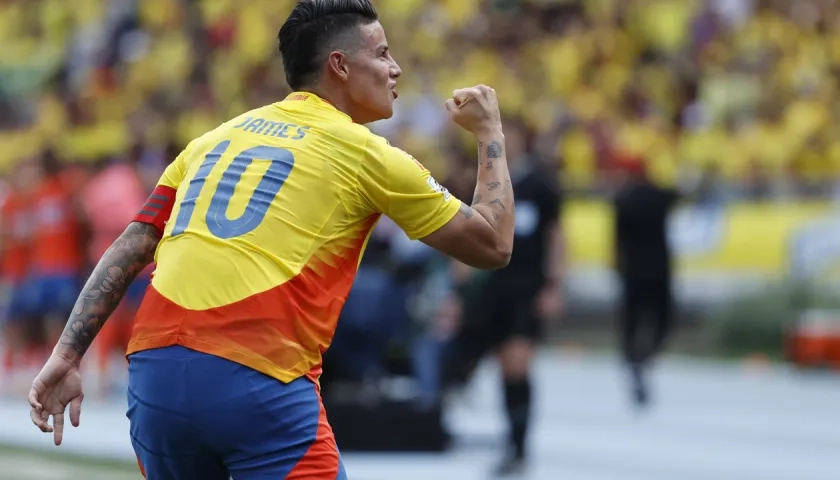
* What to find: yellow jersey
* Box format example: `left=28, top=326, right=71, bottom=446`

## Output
left=129, top=92, right=461, bottom=382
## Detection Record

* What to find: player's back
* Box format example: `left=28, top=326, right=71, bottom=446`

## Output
left=130, top=93, right=386, bottom=382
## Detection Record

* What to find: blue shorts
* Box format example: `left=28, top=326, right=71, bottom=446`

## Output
left=127, top=346, right=348, bottom=480
left=19, top=274, right=79, bottom=321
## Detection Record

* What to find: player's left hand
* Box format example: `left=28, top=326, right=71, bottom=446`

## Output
left=28, top=353, right=84, bottom=446
left=535, top=283, right=563, bottom=324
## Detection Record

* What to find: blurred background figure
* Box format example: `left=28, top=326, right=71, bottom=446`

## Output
left=26, top=150, right=85, bottom=349
left=612, top=156, right=678, bottom=409
left=0, top=160, right=40, bottom=391
left=0, top=0, right=839, bottom=478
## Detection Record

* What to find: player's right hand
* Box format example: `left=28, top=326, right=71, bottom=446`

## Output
left=28, top=353, right=84, bottom=446
left=444, top=85, right=502, bottom=134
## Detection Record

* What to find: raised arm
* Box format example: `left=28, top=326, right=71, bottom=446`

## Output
left=420, top=86, right=514, bottom=269
left=353, top=85, right=514, bottom=270
left=420, top=127, right=513, bottom=269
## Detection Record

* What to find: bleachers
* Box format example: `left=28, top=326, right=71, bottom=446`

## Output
left=1, top=0, right=839, bottom=194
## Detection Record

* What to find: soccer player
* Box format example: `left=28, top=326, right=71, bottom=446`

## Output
left=27, top=150, right=84, bottom=346
left=0, top=161, right=40, bottom=387
left=28, top=1, right=515, bottom=479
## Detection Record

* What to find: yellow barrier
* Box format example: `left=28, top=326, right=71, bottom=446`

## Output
left=562, top=200, right=834, bottom=276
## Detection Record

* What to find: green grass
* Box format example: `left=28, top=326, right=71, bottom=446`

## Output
left=0, top=444, right=141, bottom=479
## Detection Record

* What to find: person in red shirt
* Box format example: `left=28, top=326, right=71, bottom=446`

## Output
left=1, top=160, right=42, bottom=382
left=81, top=151, right=150, bottom=394
left=25, top=151, right=85, bottom=346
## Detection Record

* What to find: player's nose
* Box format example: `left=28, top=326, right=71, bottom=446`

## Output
left=390, top=61, right=402, bottom=79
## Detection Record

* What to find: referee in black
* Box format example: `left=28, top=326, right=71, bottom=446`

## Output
left=613, top=156, right=679, bottom=409
left=452, top=119, right=563, bottom=477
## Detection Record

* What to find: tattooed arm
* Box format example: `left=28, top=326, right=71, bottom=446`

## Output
left=54, top=222, right=160, bottom=363
left=421, top=127, right=515, bottom=269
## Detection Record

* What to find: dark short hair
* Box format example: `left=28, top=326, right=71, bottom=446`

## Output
left=278, top=0, right=379, bottom=90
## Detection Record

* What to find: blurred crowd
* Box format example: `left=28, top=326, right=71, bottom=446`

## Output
left=2, top=0, right=840, bottom=393
left=3, top=0, right=840, bottom=198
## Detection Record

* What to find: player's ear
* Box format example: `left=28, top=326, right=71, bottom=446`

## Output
left=327, top=51, right=350, bottom=82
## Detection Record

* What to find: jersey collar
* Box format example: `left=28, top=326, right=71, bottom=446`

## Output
left=282, top=92, right=353, bottom=122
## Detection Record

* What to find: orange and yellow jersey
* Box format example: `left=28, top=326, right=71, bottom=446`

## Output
left=129, top=92, right=461, bottom=383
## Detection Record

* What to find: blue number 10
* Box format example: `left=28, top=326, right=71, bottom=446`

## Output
left=171, top=141, right=295, bottom=239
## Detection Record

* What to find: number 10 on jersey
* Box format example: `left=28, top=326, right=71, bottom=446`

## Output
left=171, top=140, right=296, bottom=239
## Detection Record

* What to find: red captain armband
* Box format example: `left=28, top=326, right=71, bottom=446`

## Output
left=133, top=185, right=177, bottom=233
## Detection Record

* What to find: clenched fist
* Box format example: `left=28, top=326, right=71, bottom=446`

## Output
left=444, top=85, right=502, bottom=134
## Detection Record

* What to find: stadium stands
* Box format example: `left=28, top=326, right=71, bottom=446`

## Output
left=0, top=0, right=840, bottom=196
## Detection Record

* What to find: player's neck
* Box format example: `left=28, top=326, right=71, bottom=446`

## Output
left=297, top=86, right=358, bottom=123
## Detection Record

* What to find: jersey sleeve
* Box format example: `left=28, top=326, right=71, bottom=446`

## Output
left=358, top=135, right=462, bottom=241
left=133, top=146, right=189, bottom=233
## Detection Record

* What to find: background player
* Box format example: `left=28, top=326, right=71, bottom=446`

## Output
left=0, top=160, right=40, bottom=390
left=28, top=1, right=514, bottom=479
left=26, top=150, right=85, bottom=348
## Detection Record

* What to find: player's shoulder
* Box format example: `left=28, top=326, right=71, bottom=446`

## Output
left=364, top=132, right=427, bottom=171
left=321, top=117, right=372, bottom=147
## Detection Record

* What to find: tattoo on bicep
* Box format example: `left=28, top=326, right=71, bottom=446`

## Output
left=60, top=222, right=161, bottom=356
left=487, top=181, right=501, bottom=190
left=458, top=203, right=475, bottom=220
left=477, top=141, right=484, bottom=167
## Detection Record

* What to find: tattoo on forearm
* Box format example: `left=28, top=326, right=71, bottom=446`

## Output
left=487, top=199, right=505, bottom=210
left=485, top=141, right=503, bottom=170
left=458, top=203, right=475, bottom=219
left=470, top=138, right=511, bottom=227
left=59, top=223, right=160, bottom=356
